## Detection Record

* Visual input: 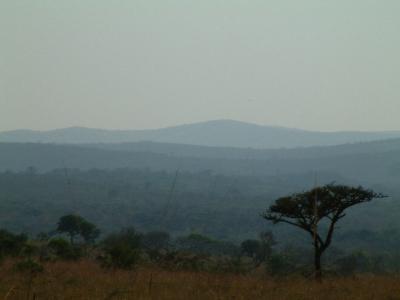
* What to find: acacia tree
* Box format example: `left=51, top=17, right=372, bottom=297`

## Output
left=57, top=214, right=100, bottom=244
left=263, top=184, right=385, bottom=279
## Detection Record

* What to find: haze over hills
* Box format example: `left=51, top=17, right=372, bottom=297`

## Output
left=2, top=120, right=400, bottom=148
left=2, top=137, right=400, bottom=239
left=2, top=137, right=400, bottom=186
left=1, top=131, right=400, bottom=244
left=84, top=138, right=400, bottom=161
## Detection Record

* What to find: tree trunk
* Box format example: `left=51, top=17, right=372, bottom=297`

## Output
left=314, top=248, right=322, bottom=281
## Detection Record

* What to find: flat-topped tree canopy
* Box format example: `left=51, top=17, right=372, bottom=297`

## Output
left=263, top=184, right=386, bottom=279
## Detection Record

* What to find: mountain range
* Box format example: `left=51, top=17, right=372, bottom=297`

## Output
left=2, top=120, right=400, bottom=149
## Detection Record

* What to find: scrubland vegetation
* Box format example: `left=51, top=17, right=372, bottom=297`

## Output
left=2, top=260, right=400, bottom=299
left=1, top=144, right=400, bottom=298
left=0, top=186, right=396, bottom=300
left=3, top=0, right=400, bottom=297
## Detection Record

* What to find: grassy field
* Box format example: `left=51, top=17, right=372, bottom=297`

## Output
left=1, top=260, right=400, bottom=300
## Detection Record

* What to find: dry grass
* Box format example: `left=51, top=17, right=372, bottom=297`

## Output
left=0, top=260, right=400, bottom=299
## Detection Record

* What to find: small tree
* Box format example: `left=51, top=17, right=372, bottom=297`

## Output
left=57, top=215, right=82, bottom=244
left=57, top=214, right=99, bottom=244
left=263, top=184, right=385, bottom=280
left=80, top=221, right=100, bottom=244
left=241, top=231, right=276, bottom=266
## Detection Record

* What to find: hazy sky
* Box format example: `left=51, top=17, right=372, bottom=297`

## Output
left=1, top=0, right=399, bottom=131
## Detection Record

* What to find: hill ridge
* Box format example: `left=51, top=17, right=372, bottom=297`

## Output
left=2, top=119, right=400, bottom=149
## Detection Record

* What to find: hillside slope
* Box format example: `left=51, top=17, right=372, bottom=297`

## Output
left=2, top=139, right=400, bottom=185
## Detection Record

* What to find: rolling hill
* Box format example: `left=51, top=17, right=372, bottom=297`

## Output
left=0, top=140, right=399, bottom=244
left=2, top=137, right=400, bottom=186
left=2, top=120, right=400, bottom=148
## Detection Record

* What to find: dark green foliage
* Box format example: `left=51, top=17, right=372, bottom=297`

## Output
left=0, top=168, right=396, bottom=246
left=103, top=228, right=141, bottom=250
left=0, top=167, right=399, bottom=269
left=21, top=243, right=39, bottom=258
left=57, top=215, right=83, bottom=244
left=0, top=226, right=394, bottom=276
left=80, top=221, right=101, bottom=244
left=0, top=229, right=27, bottom=258
left=48, top=238, right=82, bottom=260
left=14, top=258, right=44, bottom=274
left=101, top=228, right=141, bottom=269
left=57, top=214, right=100, bottom=244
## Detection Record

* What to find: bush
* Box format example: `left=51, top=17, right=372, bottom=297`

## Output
left=48, top=238, right=82, bottom=260
left=0, top=229, right=28, bottom=258
left=14, top=258, right=44, bottom=274
left=335, top=251, right=386, bottom=275
left=102, top=245, right=139, bottom=269
left=21, top=243, right=39, bottom=258
left=175, top=233, right=239, bottom=256
left=142, top=231, right=170, bottom=251
left=267, top=253, right=297, bottom=276
left=101, top=228, right=141, bottom=269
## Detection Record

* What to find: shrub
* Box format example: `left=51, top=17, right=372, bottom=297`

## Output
left=48, top=238, right=82, bottom=260
left=142, top=231, right=170, bottom=251
left=57, top=214, right=100, bottom=244
left=14, top=258, right=44, bottom=274
left=0, top=229, right=28, bottom=258
left=101, top=228, right=141, bottom=269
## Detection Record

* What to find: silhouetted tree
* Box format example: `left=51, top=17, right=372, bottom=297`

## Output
left=80, top=221, right=100, bottom=244
left=57, top=214, right=99, bottom=244
left=263, top=184, right=385, bottom=280
left=57, top=215, right=81, bottom=244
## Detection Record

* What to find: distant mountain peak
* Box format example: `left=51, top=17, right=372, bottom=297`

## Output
left=1, top=120, right=400, bottom=149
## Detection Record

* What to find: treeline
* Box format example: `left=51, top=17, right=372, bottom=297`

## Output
left=2, top=141, right=400, bottom=185
left=0, top=213, right=397, bottom=278
left=0, top=167, right=306, bottom=238
left=0, top=168, right=400, bottom=255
